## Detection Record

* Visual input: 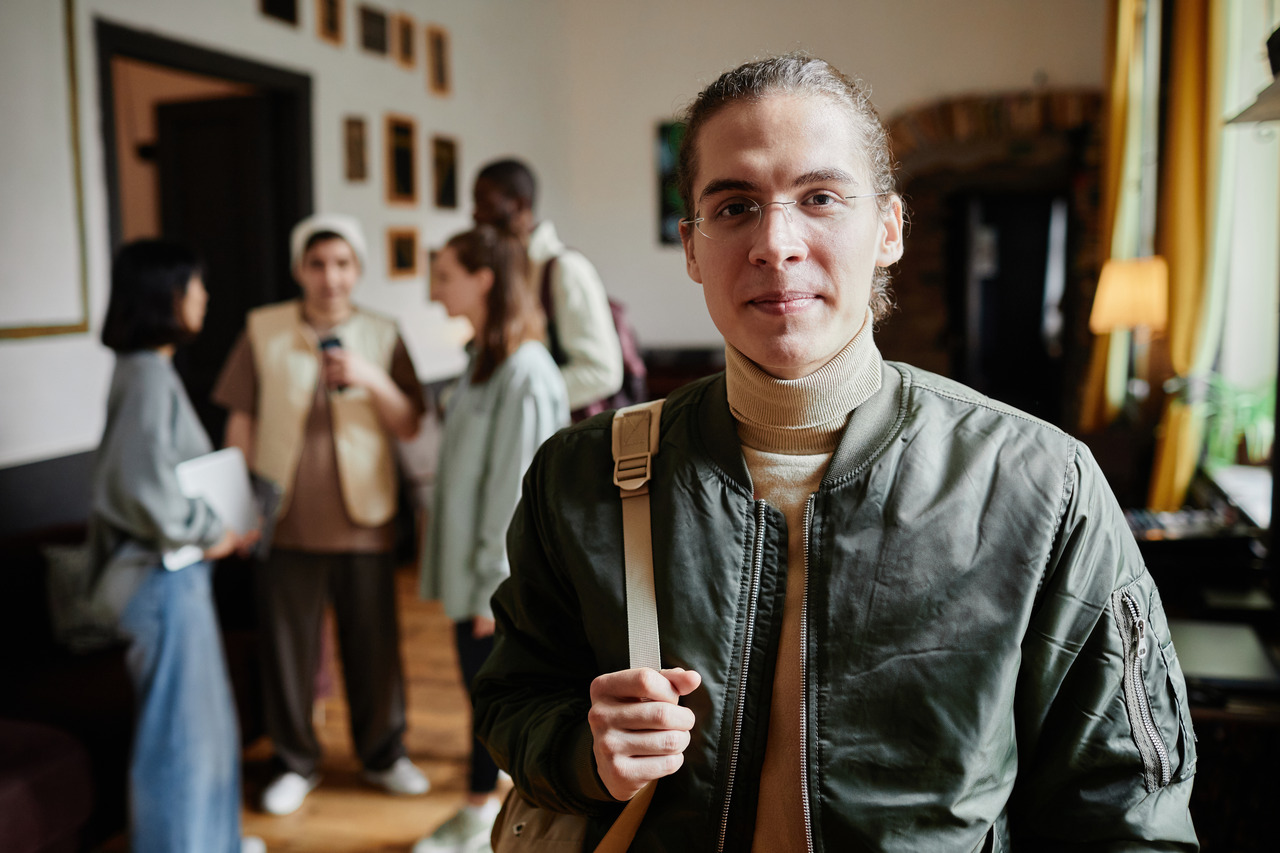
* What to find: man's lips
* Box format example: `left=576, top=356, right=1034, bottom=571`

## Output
left=748, top=292, right=822, bottom=315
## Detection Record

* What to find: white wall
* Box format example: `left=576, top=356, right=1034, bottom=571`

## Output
left=550, top=0, right=1109, bottom=348
left=0, top=0, right=569, bottom=468
left=0, top=0, right=1106, bottom=469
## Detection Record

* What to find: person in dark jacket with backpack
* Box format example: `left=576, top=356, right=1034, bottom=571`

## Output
left=472, top=158, right=631, bottom=418
left=474, top=54, right=1198, bottom=851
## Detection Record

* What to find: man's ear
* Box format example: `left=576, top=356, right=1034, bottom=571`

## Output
left=876, top=195, right=905, bottom=268
left=680, top=222, right=703, bottom=284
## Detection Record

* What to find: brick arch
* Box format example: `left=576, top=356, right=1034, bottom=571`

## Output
left=887, top=90, right=1104, bottom=175
left=876, top=89, right=1105, bottom=430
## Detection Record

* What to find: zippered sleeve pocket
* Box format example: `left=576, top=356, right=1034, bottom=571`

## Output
left=1112, top=578, right=1197, bottom=792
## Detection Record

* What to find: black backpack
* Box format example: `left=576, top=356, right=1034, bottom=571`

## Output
left=539, top=255, right=648, bottom=421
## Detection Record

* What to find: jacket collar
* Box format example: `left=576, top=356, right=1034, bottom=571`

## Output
left=693, top=361, right=907, bottom=494
left=527, top=220, right=565, bottom=264
left=824, top=361, right=907, bottom=488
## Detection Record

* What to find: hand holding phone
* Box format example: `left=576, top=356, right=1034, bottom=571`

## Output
left=319, top=336, right=347, bottom=391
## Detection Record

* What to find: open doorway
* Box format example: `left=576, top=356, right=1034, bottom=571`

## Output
left=96, top=21, right=313, bottom=446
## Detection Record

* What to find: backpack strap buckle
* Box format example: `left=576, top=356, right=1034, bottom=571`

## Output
left=612, top=401, right=665, bottom=496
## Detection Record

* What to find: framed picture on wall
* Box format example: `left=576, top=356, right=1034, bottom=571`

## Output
left=261, top=0, right=299, bottom=25
left=1, top=0, right=90, bottom=339
left=394, top=14, right=416, bottom=69
left=358, top=5, right=388, bottom=55
left=432, top=136, right=458, bottom=209
left=384, top=114, right=417, bottom=205
left=344, top=117, right=367, bottom=181
left=657, top=121, right=686, bottom=245
left=387, top=227, right=420, bottom=278
left=316, top=0, right=344, bottom=46
left=425, top=25, right=451, bottom=96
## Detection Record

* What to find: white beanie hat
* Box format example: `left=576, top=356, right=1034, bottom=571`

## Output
left=290, top=213, right=368, bottom=273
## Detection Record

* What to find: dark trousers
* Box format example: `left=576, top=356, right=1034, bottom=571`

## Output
left=256, top=550, right=407, bottom=777
left=454, top=621, right=499, bottom=794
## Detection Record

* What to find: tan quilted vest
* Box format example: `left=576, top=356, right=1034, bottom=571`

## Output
left=246, top=300, right=400, bottom=527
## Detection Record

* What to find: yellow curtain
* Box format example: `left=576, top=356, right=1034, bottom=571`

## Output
left=1080, top=0, right=1143, bottom=433
left=1147, top=0, right=1223, bottom=509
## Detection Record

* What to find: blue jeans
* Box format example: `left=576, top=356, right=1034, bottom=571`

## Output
left=118, top=561, right=242, bottom=853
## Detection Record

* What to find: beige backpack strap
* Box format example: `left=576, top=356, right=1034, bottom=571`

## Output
left=611, top=399, right=665, bottom=671
left=595, top=398, right=666, bottom=853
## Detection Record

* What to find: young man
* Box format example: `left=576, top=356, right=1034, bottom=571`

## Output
left=213, top=214, right=428, bottom=815
left=472, top=158, right=624, bottom=415
left=473, top=55, right=1198, bottom=850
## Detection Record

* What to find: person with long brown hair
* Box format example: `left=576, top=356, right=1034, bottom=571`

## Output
left=416, top=224, right=568, bottom=852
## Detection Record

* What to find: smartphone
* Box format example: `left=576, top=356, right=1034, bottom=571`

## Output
left=319, top=335, right=346, bottom=390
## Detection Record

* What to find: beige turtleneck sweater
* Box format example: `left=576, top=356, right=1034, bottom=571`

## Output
left=730, top=313, right=882, bottom=851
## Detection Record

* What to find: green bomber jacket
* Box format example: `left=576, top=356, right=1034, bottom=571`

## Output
left=474, top=361, right=1199, bottom=852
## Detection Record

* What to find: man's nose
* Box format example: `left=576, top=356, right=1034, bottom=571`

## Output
left=748, top=203, right=807, bottom=266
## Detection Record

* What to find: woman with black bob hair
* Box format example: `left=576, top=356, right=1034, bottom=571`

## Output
left=92, top=239, right=263, bottom=853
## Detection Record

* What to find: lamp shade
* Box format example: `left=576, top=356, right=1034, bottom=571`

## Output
left=1228, top=79, right=1280, bottom=123
left=1229, top=26, right=1280, bottom=123
left=1089, top=256, right=1170, bottom=334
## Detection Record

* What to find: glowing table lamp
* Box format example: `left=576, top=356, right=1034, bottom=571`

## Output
left=1090, top=256, right=1169, bottom=403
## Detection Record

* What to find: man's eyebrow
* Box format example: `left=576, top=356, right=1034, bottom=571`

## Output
left=792, top=168, right=859, bottom=187
left=697, top=178, right=759, bottom=203
left=697, top=169, right=860, bottom=204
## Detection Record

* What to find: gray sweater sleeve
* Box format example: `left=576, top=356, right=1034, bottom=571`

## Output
left=93, top=355, right=224, bottom=555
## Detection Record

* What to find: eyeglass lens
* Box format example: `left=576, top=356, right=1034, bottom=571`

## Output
left=689, top=193, right=881, bottom=240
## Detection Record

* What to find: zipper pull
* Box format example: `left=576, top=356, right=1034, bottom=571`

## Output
left=1136, top=617, right=1147, bottom=658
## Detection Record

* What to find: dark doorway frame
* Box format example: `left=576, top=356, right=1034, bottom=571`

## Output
left=94, top=18, right=313, bottom=256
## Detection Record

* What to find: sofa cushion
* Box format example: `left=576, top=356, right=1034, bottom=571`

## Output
left=0, top=719, right=93, bottom=853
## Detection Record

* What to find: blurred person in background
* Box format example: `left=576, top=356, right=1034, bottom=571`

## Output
left=414, top=224, right=568, bottom=853
left=472, top=158, right=623, bottom=417
left=213, top=214, right=428, bottom=816
left=92, top=239, right=263, bottom=853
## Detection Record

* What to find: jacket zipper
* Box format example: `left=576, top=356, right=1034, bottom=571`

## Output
left=799, top=494, right=816, bottom=853
left=1120, top=590, right=1171, bottom=787
left=717, top=500, right=768, bottom=853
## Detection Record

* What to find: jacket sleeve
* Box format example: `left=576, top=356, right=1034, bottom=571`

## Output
left=552, top=251, right=623, bottom=410
left=468, top=362, right=564, bottom=619
left=97, top=370, right=224, bottom=554
left=1011, top=443, right=1198, bottom=850
left=472, top=444, right=618, bottom=816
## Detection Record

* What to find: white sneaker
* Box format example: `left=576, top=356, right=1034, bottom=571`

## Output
left=412, top=800, right=501, bottom=853
left=241, top=837, right=267, bottom=853
left=363, top=756, right=429, bottom=796
left=260, top=771, right=320, bottom=815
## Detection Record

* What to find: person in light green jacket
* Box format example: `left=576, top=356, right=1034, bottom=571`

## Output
left=416, top=224, right=569, bottom=853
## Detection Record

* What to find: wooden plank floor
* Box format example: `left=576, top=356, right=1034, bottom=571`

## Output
left=237, top=566, right=502, bottom=852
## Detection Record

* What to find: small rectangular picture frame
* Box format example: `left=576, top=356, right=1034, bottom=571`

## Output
left=394, top=13, right=417, bottom=69
left=316, top=0, right=344, bottom=46
left=358, top=5, right=388, bottom=55
left=387, top=227, right=420, bottom=278
left=384, top=113, right=418, bottom=205
left=657, top=121, right=687, bottom=245
left=431, top=135, right=458, bottom=210
left=425, top=24, right=451, bottom=96
left=261, top=0, right=299, bottom=25
left=344, top=116, right=367, bottom=182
